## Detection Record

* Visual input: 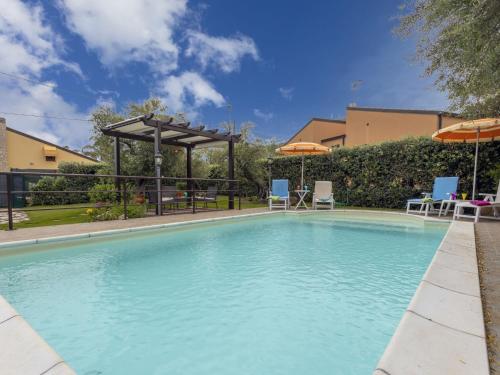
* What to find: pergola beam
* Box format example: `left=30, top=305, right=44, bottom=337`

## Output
left=143, top=118, right=233, bottom=142
left=102, top=128, right=190, bottom=147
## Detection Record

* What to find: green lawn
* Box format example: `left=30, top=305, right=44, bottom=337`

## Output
left=1, top=207, right=90, bottom=230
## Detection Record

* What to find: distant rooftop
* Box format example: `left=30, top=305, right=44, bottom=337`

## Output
left=346, top=106, right=460, bottom=117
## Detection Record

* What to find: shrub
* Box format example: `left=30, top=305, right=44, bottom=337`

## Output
left=86, top=206, right=122, bottom=221
left=126, top=204, right=147, bottom=219
left=29, top=162, right=105, bottom=206
left=58, top=162, right=103, bottom=203
left=88, top=183, right=118, bottom=203
left=86, top=204, right=146, bottom=221
left=30, top=176, right=69, bottom=205
left=266, top=138, right=500, bottom=209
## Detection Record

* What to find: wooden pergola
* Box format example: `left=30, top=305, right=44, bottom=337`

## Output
left=101, top=113, right=240, bottom=213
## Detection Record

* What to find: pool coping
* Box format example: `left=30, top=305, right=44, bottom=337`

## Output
left=0, top=295, right=76, bottom=375
left=1, top=209, right=485, bottom=374
left=373, top=220, right=489, bottom=375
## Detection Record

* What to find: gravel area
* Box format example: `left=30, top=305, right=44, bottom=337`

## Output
left=476, top=222, right=500, bottom=373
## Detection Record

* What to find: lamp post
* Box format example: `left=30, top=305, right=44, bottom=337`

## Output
left=154, top=153, right=163, bottom=168
left=267, top=157, right=273, bottom=193
left=154, top=152, right=163, bottom=215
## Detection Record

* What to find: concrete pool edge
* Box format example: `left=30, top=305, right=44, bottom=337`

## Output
left=0, top=295, right=76, bottom=375
left=374, top=221, right=489, bottom=375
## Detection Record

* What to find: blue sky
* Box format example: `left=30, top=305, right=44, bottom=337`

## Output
left=0, top=0, right=449, bottom=149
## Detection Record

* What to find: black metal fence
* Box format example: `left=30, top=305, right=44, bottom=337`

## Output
left=0, top=171, right=241, bottom=231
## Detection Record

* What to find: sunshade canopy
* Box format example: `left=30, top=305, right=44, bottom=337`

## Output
left=432, top=118, right=500, bottom=143
left=276, top=142, right=331, bottom=155
left=102, top=113, right=240, bottom=149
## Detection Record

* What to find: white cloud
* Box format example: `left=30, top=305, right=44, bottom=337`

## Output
left=278, top=87, right=294, bottom=101
left=0, top=0, right=89, bottom=148
left=253, top=109, right=274, bottom=122
left=1, top=80, right=92, bottom=148
left=59, top=0, right=187, bottom=72
left=186, top=31, right=259, bottom=73
left=158, top=72, right=225, bottom=114
left=0, top=0, right=82, bottom=77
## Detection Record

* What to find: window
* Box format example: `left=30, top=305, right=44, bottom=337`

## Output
left=45, top=156, right=56, bottom=162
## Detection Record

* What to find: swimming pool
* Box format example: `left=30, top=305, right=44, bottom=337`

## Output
left=0, top=213, right=448, bottom=374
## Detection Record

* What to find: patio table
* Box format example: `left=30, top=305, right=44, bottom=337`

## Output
left=294, top=190, right=310, bottom=210
left=439, top=199, right=468, bottom=217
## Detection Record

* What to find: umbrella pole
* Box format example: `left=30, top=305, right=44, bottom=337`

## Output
left=472, top=128, right=480, bottom=199
left=301, top=155, right=304, bottom=190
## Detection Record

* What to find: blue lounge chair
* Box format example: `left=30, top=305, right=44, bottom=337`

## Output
left=407, top=176, right=459, bottom=216
left=268, top=179, right=290, bottom=210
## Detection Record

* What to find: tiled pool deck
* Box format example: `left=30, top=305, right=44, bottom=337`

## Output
left=0, top=209, right=493, bottom=374
left=476, top=222, right=500, bottom=372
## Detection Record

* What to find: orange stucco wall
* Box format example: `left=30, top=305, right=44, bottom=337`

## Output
left=441, top=116, right=463, bottom=128
left=321, top=137, right=345, bottom=148
left=288, top=109, right=464, bottom=149
left=344, top=109, right=463, bottom=147
left=288, top=119, right=346, bottom=145
left=6, top=130, right=98, bottom=170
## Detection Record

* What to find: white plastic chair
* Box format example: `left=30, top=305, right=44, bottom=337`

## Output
left=312, top=181, right=335, bottom=210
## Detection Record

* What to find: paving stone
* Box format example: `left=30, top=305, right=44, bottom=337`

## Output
left=409, top=281, right=484, bottom=338
left=423, top=261, right=480, bottom=297
left=377, top=312, right=489, bottom=375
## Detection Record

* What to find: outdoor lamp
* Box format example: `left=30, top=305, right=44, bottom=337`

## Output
left=267, top=157, right=273, bottom=190
left=154, top=153, right=163, bottom=167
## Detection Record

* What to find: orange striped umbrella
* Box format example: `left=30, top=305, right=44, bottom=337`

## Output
left=276, top=142, right=331, bottom=189
left=432, top=118, right=500, bottom=198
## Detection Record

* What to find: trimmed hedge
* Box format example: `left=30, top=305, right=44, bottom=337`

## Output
left=30, top=162, right=103, bottom=205
left=267, top=138, right=500, bottom=208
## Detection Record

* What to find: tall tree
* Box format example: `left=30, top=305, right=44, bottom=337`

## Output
left=396, top=0, right=500, bottom=117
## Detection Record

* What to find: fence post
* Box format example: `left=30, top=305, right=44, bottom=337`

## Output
left=191, top=186, right=195, bottom=214
left=123, top=178, right=127, bottom=220
left=6, top=173, right=13, bottom=230
left=238, top=184, right=241, bottom=210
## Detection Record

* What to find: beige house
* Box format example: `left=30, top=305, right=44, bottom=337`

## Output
left=0, top=117, right=98, bottom=172
left=287, top=107, right=464, bottom=148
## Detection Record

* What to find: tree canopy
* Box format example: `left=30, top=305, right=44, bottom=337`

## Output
left=396, top=0, right=500, bottom=117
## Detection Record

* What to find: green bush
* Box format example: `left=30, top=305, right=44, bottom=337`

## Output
left=86, top=204, right=146, bottom=221
left=30, top=176, right=69, bottom=205
left=88, top=183, right=118, bottom=203
left=87, top=206, right=122, bottom=221
left=29, top=162, right=104, bottom=206
left=266, top=138, right=500, bottom=209
left=58, top=162, right=103, bottom=203
left=126, top=204, right=147, bottom=218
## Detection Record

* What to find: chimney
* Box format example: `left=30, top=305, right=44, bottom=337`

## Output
left=0, top=118, right=8, bottom=172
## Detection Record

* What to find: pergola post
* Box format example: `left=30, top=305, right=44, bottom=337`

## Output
left=228, top=139, right=235, bottom=209
left=114, top=137, right=121, bottom=201
left=186, top=146, right=193, bottom=196
left=154, top=126, right=162, bottom=215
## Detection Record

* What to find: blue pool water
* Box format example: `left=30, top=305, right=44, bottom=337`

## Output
left=0, top=213, right=447, bottom=375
